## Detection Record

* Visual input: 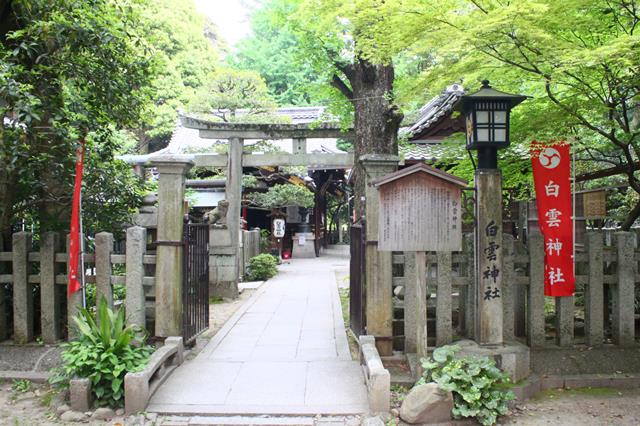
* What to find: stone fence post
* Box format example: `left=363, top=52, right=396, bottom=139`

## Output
left=95, top=232, right=114, bottom=312
left=13, top=232, right=32, bottom=343
left=0, top=235, right=7, bottom=341
left=41, top=232, right=62, bottom=343
left=585, top=231, right=604, bottom=346
left=613, top=231, right=635, bottom=346
left=126, top=226, right=147, bottom=328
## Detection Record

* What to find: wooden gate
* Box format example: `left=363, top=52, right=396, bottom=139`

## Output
left=349, top=221, right=366, bottom=336
left=182, top=222, right=209, bottom=346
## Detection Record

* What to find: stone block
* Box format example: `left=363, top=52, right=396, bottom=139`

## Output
left=91, top=407, right=115, bottom=420
left=399, top=383, right=453, bottom=424
left=359, top=335, right=391, bottom=413
left=540, top=376, right=564, bottom=390
left=165, top=336, right=185, bottom=365
left=124, top=371, right=149, bottom=415
left=69, top=377, right=92, bottom=412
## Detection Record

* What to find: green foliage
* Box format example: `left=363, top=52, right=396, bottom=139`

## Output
left=189, top=68, right=278, bottom=122
left=0, top=0, right=157, bottom=234
left=85, top=284, right=126, bottom=310
left=351, top=0, right=640, bottom=226
left=231, top=0, right=325, bottom=106
left=249, top=184, right=314, bottom=209
left=136, top=0, right=221, bottom=144
left=55, top=298, right=153, bottom=408
left=247, top=253, right=278, bottom=281
left=11, top=379, right=32, bottom=394
left=419, top=345, right=515, bottom=426
left=259, top=228, right=271, bottom=253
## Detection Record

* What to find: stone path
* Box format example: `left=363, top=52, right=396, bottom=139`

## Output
left=148, top=246, right=369, bottom=416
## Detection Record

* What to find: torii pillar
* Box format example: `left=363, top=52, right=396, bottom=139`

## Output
left=210, top=137, right=243, bottom=299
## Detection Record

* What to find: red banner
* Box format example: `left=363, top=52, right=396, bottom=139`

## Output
left=531, top=141, right=575, bottom=297
left=68, top=139, right=85, bottom=297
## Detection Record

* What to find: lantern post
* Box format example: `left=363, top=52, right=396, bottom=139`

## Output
left=458, top=80, right=527, bottom=345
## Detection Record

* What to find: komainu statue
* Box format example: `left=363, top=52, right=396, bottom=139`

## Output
left=204, top=199, right=229, bottom=228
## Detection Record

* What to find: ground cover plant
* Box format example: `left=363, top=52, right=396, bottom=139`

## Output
left=419, top=345, right=514, bottom=426
left=51, top=298, right=153, bottom=407
left=246, top=253, right=278, bottom=281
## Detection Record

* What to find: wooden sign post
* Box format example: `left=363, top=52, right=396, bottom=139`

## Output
left=374, top=163, right=466, bottom=358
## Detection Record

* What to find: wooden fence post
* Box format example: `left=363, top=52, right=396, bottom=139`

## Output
left=435, top=251, right=452, bottom=346
left=95, top=232, right=114, bottom=311
left=527, top=232, right=545, bottom=347
left=126, top=226, right=147, bottom=328
left=41, top=232, right=61, bottom=343
left=613, top=231, right=635, bottom=346
left=502, top=234, right=515, bottom=341
left=13, top=232, right=33, bottom=343
left=585, top=231, right=604, bottom=347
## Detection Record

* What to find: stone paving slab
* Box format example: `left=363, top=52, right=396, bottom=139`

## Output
left=149, top=246, right=369, bottom=416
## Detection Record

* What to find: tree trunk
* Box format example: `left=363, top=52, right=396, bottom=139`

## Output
left=347, top=58, right=403, bottom=218
left=0, top=167, right=17, bottom=243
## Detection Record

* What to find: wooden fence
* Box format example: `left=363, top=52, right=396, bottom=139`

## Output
left=0, top=226, right=155, bottom=344
left=393, top=230, right=639, bottom=352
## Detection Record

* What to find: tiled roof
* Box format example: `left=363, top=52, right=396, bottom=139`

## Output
left=406, top=84, right=465, bottom=140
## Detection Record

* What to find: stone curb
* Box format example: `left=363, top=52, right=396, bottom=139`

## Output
left=510, top=373, right=640, bottom=401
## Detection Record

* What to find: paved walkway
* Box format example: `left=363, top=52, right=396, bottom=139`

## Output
left=148, top=246, right=369, bottom=416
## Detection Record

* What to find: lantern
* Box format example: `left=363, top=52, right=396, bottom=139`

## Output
left=459, top=80, right=528, bottom=168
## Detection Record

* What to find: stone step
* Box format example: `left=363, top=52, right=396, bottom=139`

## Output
left=157, top=415, right=361, bottom=426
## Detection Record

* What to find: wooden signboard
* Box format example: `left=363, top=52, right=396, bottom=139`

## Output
left=582, top=189, right=607, bottom=218
left=374, top=163, right=467, bottom=252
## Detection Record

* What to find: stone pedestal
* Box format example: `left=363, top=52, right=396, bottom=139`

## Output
left=475, top=169, right=504, bottom=345
left=210, top=226, right=239, bottom=299
left=293, top=232, right=315, bottom=258
left=152, top=157, right=193, bottom=338
left=361, top=154, right=399, bottom=356
left=455, top=339, right=531, bottom=383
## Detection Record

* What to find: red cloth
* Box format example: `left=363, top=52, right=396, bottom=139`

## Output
left=531, top=141, right=575, bottom=297
left=68, top=139, right=85, bottom=297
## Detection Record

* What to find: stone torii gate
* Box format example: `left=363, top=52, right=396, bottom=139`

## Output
left=124, top=116, right=354, bottom=336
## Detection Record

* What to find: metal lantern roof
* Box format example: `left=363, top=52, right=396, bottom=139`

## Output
left=458, top=80, right=529, bottom=109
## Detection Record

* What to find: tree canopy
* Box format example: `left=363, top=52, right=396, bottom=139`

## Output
left=350, top=0, right=640, bottom=227
left=0, top=0, right=157, bottom=235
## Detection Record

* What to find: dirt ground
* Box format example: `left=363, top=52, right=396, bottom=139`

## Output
left=502, top=387, right=640, bottom=426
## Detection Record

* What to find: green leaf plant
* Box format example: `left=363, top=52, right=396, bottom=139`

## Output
left=418, top=345, right=515, bottom=426
left=52, top=298, right=153, bottom=408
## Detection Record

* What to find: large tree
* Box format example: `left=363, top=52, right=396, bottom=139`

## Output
left=354, top=0, right=640, bottom=228
left=250, top=0, right=403, bottom=214
left=0, top=0, right=156, bottom=236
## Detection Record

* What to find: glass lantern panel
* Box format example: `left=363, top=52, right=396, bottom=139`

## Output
left=477, top=128, right=490, bottom=142
left=494, top=128, right=506, bottom=142
left=476, top=110, right=489, bottom=124
left=494, top=111, right=507, bottom=124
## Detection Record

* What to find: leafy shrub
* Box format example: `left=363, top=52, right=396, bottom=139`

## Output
left=247, top=253, right=278, bottom=281
left=419, top=345, right=514, bottom=426
left=85, top=283, right=126, bottom=309
left=54, top=298, right=153, bottom=407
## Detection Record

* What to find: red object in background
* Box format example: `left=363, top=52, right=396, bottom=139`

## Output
left=531, top=141, right=575, bottom=297
left=282, top=250, right=291, bottom=259
left=68, top=139, right=85, bottom=297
